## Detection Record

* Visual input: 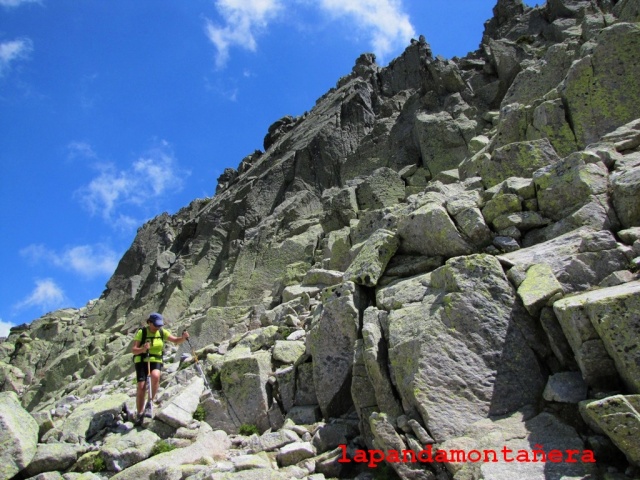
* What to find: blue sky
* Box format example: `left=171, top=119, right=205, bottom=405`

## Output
left=0, top=0, right=534, bottom=336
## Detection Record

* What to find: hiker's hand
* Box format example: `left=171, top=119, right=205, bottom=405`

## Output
left=182, top=331, right=190, bottom=340
left=144, top=342, right=151, bottom=352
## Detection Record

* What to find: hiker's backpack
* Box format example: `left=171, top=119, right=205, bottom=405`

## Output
left=133, top=326, right=166, bottom=363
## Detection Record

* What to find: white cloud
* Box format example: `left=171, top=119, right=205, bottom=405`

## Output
left=21, top=243, right=119, bottom=278
left=205, top=0, right=415, bottom=67
left=0, top=38, right=33, bottom=77
left=0, top=0, right=41, bottom=7
left=0, top=319, right=15, bottom=338
left=64, top=245, right=119, bottom=277
left=14, top=279, right=66, bottom=312
left=318, top=0, right=415, bottom=61
left=205, top=0, right=283, bottom=68
left=67, top=141, right=98, bottom=160
left=75, top=142, right=189, bottom=226
left=113, top=214, right=140, bottom=232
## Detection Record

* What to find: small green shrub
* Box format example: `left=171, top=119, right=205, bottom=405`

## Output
left=92, top=454, right=106, bottom=473
left=193, top=404, right=206, bottom=421
left=516, top=34, right=535, bottom=44
left=239, top=423, right=259, bottom=436
left=209, top=370, right=222, bottom=390
left=371, top=462, right=400, bottom=479
left=152, top=440, right=177, bottom=456
left=278, top=326, right=292, bottom=339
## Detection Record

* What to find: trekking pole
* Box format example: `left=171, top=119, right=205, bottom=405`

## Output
left=145, top=350, right=154, bottom=418
left=183, top=332, right=241, bottom=427
left=185, top=333, right=211, bottom=392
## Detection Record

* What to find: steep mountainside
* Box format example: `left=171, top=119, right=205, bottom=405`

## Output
left=2, top=0, right=640, bottom=479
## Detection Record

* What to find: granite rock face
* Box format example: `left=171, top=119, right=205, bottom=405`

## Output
left=2, top=0, right=640, bottom=478
left=0, top=392, right=39, bottom=479
left=386, top=255, right=545, bottom=442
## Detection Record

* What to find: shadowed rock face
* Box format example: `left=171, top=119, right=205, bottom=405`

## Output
left=2, top=0, right=640, bottom=478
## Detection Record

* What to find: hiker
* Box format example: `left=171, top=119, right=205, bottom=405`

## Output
left=131, top=312, right=189, bottom=422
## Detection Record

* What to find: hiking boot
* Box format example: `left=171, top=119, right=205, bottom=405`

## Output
left=143, top=401, right=153, bottom=418
left=134, top=414, right=144, bottom=426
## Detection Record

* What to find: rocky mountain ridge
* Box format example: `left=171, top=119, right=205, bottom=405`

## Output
left=1, top=0, right=640, bottom=478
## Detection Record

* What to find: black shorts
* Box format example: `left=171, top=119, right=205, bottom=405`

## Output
left=135, top=362, right=162, bottom=382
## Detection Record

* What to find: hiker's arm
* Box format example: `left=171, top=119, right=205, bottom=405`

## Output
left=168, top=331, right=189, bottom=344
left=132, top=340, right=150, bottom=355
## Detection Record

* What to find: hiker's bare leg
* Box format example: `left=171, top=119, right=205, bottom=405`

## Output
left=136, top=381, right=146, bottom=414
left=150, top=369, right=161, bottom=402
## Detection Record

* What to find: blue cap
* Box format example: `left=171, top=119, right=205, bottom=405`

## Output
left=148, top=313, right=164, bottom=327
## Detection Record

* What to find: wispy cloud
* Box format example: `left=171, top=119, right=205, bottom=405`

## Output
left=204, top=76, right=239, bottom=101
left=0, top=0, right=41, bottom=7
left=0, top=318, right=15, bottom=337
left=205, top=0, right=283, bottom=69
left=318, top=0, right=415, bottom=61
left=0, top=38, right=33, bottom=77
left=14, top=279, right=66, bottom=312
left=74, top=141, right=189, bottom=228
left=205, top=0, right=415, bottom=68
left=21, top=243, right=119, bottom=278
left=67, top=141, right=98, bottom=161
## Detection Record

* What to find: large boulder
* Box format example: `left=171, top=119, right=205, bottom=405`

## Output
left=272, top=340, right=305, bottom=365
left=501, top=42, right=577, bottom=109
left=543, top=371, right=588, bottom=404
left=0, top=361, right=26, bottom=394
left=558, top=281, right=640, bottom=393
left=533, top=154, right=609, bottom=221
left=614, top=0, right=640, bottom=22
left=201, top=393, right=238, bottom=434
left=24, top=443, right=87, bottom=477
left=322, top=227, right=352, bottom=271
left=361, top=308, right=403, bottom=418
left=110, top=423, right=230, bottom=479
left=482, top=193, right=522, bottom=225
left=248, top=429, right=300, bottom=453
left=226, top=221, right=322, bottom=306
left=441, top=410, right=597, bottom=479
left=344, top=229, right=399, bottom=287
left=516, top=263, right=564, bottom=317
left=375, top=272, right=432, bottom=311
left=580, top=395, right=640, bottom=466
left=531, top=98, right=580, bottom=158
left=351, top=340, right=378, bottom=449
left=486, top=38, right=523, bottom=92
left=156, top=376, right=204, bottom=429
left=276, top=441, right=315, bottom=467
left=611, top=163, right=640, bottom=229
left=354, top=167, right=405, bottom=210
left=100, top=428, right=160, bottom=472
left=462, top=138, right=561, bottom=188
left=561, top=23, right=640, bottom=148
left=499, top=227, right=633, bottom=293
left=387, top=255, right=545, bottom=442
left=59, top=393, right=129, bottom=443
left=320, top=187, right=359, bottom=233
left=0, top=391, right=39, bottom=479
left=397, top=200, right=473, bottom=258
left=452, top=206, right=494, bottom=248
left=414, top=111, right=477, bottom=177
left=369, top=412, right=434, bottom=480
left=308, top=282, right=362, bottom=418
left=553, top=292, right=620, bottom=390
left=220, top=348, right=272, bottom=433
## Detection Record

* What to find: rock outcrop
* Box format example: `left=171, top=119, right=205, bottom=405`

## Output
left=2, top=0, right=640, bottom=478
